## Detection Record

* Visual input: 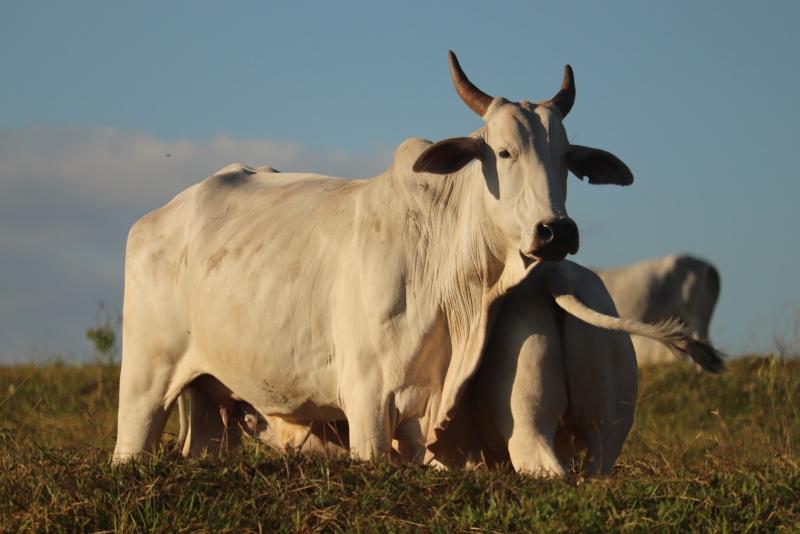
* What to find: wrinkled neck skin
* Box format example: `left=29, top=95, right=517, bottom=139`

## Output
left=383, top=137, right=535, bottom=343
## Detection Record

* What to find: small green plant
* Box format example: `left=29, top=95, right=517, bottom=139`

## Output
left=85, top=302, right=119, bottom=366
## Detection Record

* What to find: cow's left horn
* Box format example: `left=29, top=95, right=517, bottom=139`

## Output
left=449, top=50, right=493, bottom=118
left=550, top=65, right=575, bottom=118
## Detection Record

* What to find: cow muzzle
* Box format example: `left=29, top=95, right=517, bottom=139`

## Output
left=521, top=217, right=579, bottom=263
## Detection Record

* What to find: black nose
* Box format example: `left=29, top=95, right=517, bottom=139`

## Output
left=531, top=218, right=579, bottom=260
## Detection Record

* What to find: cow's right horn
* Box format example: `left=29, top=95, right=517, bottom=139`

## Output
left=550, top=65, right=575, bottom=118
left=448, top=51, right=493, bottom=118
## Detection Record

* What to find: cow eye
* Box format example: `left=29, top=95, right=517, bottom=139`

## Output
left=498, top=149, right=512, bottom=159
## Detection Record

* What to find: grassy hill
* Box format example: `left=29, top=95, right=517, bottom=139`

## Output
left=1, top=357, right=798, bottom=532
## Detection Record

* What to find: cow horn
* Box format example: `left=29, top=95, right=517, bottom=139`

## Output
left=550, top=65, right=575, bottom=118
left=448, top=50, right=493, bottom=118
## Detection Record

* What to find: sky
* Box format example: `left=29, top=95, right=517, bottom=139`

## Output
left=1, top=1, right=799, bottom=362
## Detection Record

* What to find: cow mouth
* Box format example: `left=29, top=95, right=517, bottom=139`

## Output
left=520, top=249, right=569, bottom=267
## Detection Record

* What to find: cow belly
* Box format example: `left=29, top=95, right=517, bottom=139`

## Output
left=183, top=288, right=341, bottom=419
left=187, top=341, right=342, bottom=421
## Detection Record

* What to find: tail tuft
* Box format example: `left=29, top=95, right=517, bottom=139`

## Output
left=640, top=317, right=726, bottom=373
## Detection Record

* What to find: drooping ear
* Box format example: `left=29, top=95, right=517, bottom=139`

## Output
left=413, top=137, right=483, bottom=175
left=566, top=144, right=634, bottom=185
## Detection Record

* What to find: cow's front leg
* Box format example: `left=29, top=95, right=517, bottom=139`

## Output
left=343, top=388, right=392, bottom=461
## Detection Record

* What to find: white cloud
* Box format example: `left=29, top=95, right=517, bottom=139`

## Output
left=0, top=126, right=391, bottom=209
left=0, top=126, right=392, bottom=361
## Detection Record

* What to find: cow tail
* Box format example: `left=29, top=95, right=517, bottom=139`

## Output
left=550, top=291, right=725, bottom=373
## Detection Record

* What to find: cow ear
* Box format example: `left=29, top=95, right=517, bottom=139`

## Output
left=413, top=137, right=483, bottom=175
left=567, top=144, right=634, bottom=185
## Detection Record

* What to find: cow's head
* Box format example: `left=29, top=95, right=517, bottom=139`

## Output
left=413, top=51, right=633, bottom=264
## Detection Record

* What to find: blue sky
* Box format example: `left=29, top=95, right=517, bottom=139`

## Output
left=1, top=1, right=799, bottom=361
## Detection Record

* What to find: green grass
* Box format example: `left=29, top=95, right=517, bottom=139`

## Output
left=1, top=357, right=798, bottom=532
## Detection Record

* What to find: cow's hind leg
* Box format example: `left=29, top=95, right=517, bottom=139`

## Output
left=112, top=350, right=188, bottom=464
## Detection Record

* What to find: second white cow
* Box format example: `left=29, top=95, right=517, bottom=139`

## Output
left=596, top=254, right=720, bottom=366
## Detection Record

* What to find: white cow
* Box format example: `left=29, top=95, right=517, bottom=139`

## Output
left=113, top=51, right=636, bottom=464
left=596, top=254, right=720, bottom=366
left=472, top=261, right=637, bottom=476
left=449, top=259, right=722, bottom=476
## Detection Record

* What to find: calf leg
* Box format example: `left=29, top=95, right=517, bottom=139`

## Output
left=477, top=288, right=567, bottom=477
left=180, top=385, right=245, bottom=457
left=394, top=418, right=426, bottom=463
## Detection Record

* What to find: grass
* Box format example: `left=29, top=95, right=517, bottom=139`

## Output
left=1, top=357, right=798, bottom=532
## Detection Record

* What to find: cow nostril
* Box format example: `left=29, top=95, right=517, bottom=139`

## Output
left=537, top=222, right=554, bottom=244
left=528, top=218, right=578, bottom=260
